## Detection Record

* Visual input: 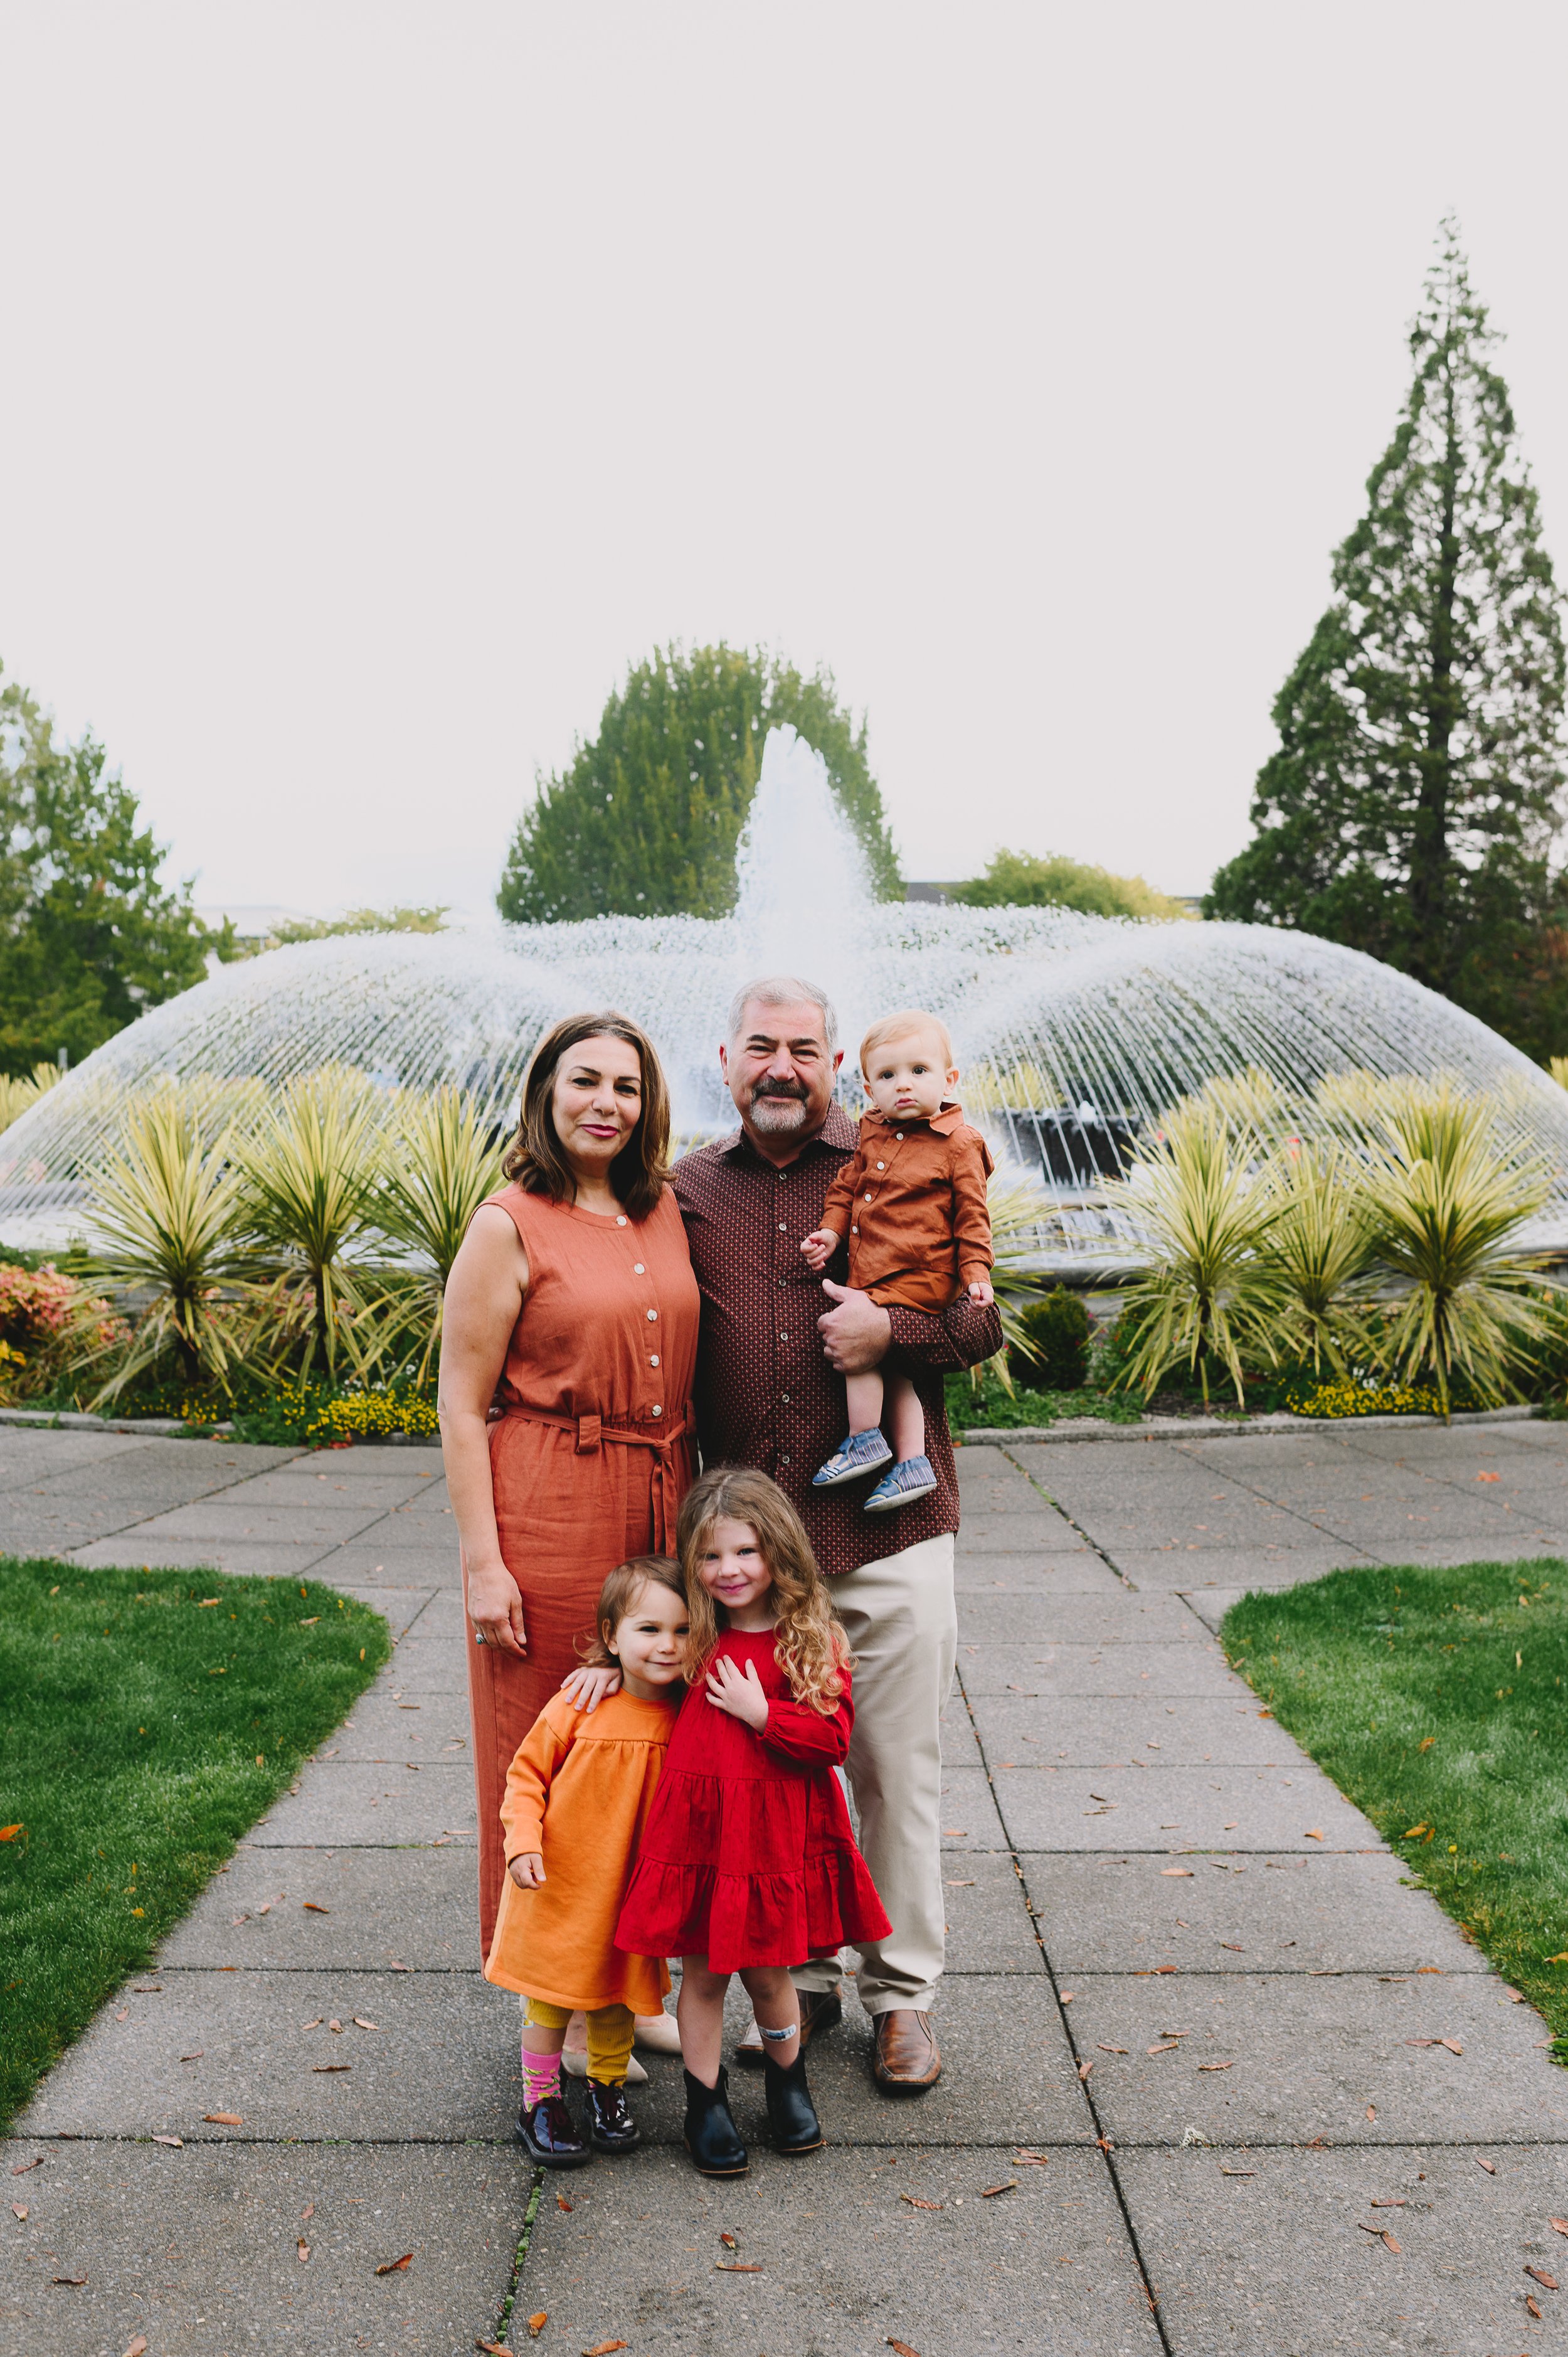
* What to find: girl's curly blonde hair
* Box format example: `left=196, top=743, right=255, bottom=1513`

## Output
left=675, top=1466, right=849, bottom=1714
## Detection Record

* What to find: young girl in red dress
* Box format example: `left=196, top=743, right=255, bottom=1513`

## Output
left=615, top=1465, right=889, bottom=2177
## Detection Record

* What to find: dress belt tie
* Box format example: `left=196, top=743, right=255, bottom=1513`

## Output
left=498, top=1403, right=694, bottom=1550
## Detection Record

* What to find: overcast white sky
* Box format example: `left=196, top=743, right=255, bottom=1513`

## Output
left=3, top=3, right=1567, bottom=919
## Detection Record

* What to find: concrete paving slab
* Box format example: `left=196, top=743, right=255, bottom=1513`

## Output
left=1069, top=1971, right=1568, bottom=2146
left=320, top=1684, right=472, bottom=1755
left=0, top=2134, right=530, bottom=2357
left=62, top=1536, right=337, bottom=1577
left=1110, top=1544, right=1370, bottom=1588
left=956, top=1594, right=1205, bottom=1644
left=16, top=1969, right=518, bottom=2141
left=937, top=1765, right=1007, bottom=1849
left=128, top=1500, right=388, bottom=1543
left=955, top=1553, right=1128, bottom=1593
left=937, top=1849, right=1046, bottom=1974
left=247, top=1760, right=477, bottom=1846
left=515, top=2144, right=1162, bottom=2357
left=157, top=1845, right=479, bottom=1970
left=993, top=1762, right=1375, bottom=1853
left=957, top=1513, right=1099, bottom=1554
left=1307, top=1499, right=1531, bottom=1544
left=1118, top=2142, right=1568, bottom=2357
left=221, top=1468, right=439, bottom=1508
left=381, top=1634, right=472, bottom=1693
left=1024, top=1851, right=1488, bottom=1977
left=305, top=1440, right=443, bottom=1472
left=0, top=1427, right=163, bottom=1482
left=960, top=1641, right=1241, bottom=1697
left=970, top=1693, right=1297, bottom=1766
left=304, top=1538, right=462, bottom=1584
left=939, top=1697, right=985, bottom=1768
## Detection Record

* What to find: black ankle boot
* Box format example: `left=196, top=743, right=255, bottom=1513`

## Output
left=586, top=2077, right=640, bottom=2154
left=516, top=2090, right=591, bottom=2168
left=682, top=2065, right=749, bottom=2176
left=763, top=2046, right=824, bottom=2154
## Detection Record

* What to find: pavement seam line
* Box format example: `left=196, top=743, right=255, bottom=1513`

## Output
left=952, top=1660, right=1176, bottom=2351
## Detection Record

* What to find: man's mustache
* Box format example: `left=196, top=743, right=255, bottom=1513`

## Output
left=750, top=1079, right=809, bottom=1100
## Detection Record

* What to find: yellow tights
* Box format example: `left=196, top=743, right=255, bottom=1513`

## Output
left=524, top=1998, right=635, bottom=2086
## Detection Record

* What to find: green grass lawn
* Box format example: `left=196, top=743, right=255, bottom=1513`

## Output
left=0, top=1555, right=389, bottom=2129
left=1222, top=1559, right=1568, bottom=2050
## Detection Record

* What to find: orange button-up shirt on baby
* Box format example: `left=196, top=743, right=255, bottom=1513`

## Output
left=821, top=1102, right=995, bottom=1317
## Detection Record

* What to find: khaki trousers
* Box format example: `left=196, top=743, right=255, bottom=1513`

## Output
left=793, top=1530, right=956, bottom=2016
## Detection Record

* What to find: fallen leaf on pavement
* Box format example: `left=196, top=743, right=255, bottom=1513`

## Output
left=1160, top=1868, right=1193, bottom=1878
left=303, top=1902, right=331, bottom=1913
left=122, top=2339, right=148, bottom=2357
left=53, top=2275, right=87, bottom=2285
left=557, top=2193, right=572, bottom=2213
left=300, top=2018, right=324, bottom=2031
left=1370, top=2198, right=1406, bottom=2208
left=203, top=2112, right=243, bottom=2126
left=475, top=2341, right=514, bottom=2354
left=1528, top=2292, right=1544, bottom=2318
left=152, top=2134, right=183, bottom=2148
left=1357, top=2223, right=1401, bottom=2252
left=1078, top=2060, right=1093, bottom=2079
left=1219, top=1942, right=1243, bottom=1951
left=1012, top=2150, right=1049, bottom=2166
left=353, top=2018, right=380, bottom=2031
left=979, top=2181, right=1017, bottom=2198
left=716, top=2261, right=763, bottom=2271
left=297, top=2240, right=310, bottom=2262
left=1198, top=2061, right=1235, bottom=2072
left=1438, top=2037, right=1462, bottom=2055
left=581, top=2344, right=627, bottom=2355
left=900, top=2194, right=942, bottom=2210
left=10, top=2159, right=43, bottom=2174
left=389, top=1958, right=411, bottom=1971
left=1526, top=2265, right=1559, bottom=2289
left=1551, top=2216, right=1568, bottom=2235
left=1380, top=2232, right=1401, bottom=2253
left=300, top=2203, right=314, bottom=2221
left=375, top=2252, right=413, bottom=2275
left=1147, top=2041, right=1180, bottom=2055
left=329, top=2019, right=342, bottom=2033
left=180, top=2051, right=203, bottom=2062
left=1219, top=2166, right=1253, bottom=2176
left=528, top=2323, right=548, bottom=2343
left=1304, top=1829, right=1323, bottom=1841
left=1475, top=2156, right=1496, bottom=2173
left=720, top=2232, right=738, bottom=2248
left=1365, top=2105, right=1377, bottom=2122
left=886, top=2342, right=923, bottom=2357
left=1097, top=2043, right=1128, bottom=2054
left=313, top=2063, right=351, bottom=2073
left=11, top=2203, right=26, bottom=2220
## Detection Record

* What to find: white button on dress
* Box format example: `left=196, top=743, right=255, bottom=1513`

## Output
left=646, top=1308, right=658, bottom=1322
left=650, top=1353, right=659, bottom=1367
left=616, top=1215, right=628, bottom=1225
left=651, top=1403, right=662, bottom=1417
left=633, top=1262, right=645, bottom=1274
left=876, top=1161, right=886, bottom=1169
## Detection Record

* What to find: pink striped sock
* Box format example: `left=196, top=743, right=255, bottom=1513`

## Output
left=521, top=2046, right=562, bottom=2107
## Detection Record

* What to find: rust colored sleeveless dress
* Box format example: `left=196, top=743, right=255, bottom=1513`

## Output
left=465, top=1183, right=699, bottom=1957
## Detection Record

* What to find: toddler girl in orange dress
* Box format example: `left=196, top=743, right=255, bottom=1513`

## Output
left=802, top=1009, right=994, bottom=1511
left=484, top=1555, right=687, bottom=2169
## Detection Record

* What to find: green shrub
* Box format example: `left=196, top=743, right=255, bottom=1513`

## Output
left=1009, top=1287, right=1092, bottom=1389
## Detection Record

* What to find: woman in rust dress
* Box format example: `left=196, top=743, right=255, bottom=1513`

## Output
left=438, top=1011, right=700, bottom=1980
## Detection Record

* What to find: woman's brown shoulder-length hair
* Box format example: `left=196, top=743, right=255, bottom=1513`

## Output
left=502, top=1011, right=671, bottom=1220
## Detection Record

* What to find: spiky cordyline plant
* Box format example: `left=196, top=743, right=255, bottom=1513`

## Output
left=1358, top=1082, right=1552, bottom=1417
left=83, top=1093, right=250, bottom=1401
left=233, top=1068, right=386, bottom=1381
left=1257, top=1137, right=1374, bottom=1376
left=0, top=1060, right=64, bottom=1136
left=373, top=1087, right=504, bottom=1385
left=1104, top=1102, right=1285, bottom=1407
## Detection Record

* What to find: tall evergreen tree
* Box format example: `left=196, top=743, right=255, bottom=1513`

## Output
left=497, top=642, right=901, bottom=923
left=1207, top=222, right=1568, bottom=1057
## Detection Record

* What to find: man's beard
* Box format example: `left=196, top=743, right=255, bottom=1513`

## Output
left=748, top=1083, right=810, bottom=1134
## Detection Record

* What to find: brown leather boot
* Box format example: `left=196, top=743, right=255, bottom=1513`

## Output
left=872, top=2009, right=941, bottom=2090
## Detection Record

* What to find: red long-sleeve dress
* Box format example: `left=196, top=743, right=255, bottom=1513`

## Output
left=613, top=1627, right=891, bottom=1972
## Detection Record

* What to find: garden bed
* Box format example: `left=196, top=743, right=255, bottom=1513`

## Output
left=0, top=1556, right=389, bottom=2130
left=1221, top=1560, right=1568, bottom=2051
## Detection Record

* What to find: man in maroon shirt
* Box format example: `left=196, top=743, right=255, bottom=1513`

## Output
left=673, top=977, right=1001, bottom=2088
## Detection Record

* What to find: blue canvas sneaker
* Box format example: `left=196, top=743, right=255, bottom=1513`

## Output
left=864, top=1454, right=938, bottom=1513
left=811, top=1429, right=894, bottom=1487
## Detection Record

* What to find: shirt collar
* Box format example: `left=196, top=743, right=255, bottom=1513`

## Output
left=718, top=1099, right=859, bottom=1163
left=860, top=1101, right=966, bottom=1136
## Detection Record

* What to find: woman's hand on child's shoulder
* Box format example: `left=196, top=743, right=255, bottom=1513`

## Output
left=704, top=1652, right=770, bottom=1730
left=507, top=1852, right=546, bottom=1889
left=560, top=1663, right=621, bottom=1711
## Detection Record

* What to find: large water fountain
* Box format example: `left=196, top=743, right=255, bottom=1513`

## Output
left=4, top=726, right=1568, bottom=1264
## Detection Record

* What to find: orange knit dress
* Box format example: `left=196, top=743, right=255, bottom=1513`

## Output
left=484, top=1687, right=679, bottom=2014
left=464, top=1183, right=699, bottom=1958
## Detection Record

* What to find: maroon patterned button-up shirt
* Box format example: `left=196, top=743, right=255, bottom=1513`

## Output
left=671, top=1104, right=1003, bottom=1577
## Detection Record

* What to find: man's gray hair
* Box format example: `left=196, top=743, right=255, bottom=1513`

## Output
left=726, top=975, right=838, bottom=1051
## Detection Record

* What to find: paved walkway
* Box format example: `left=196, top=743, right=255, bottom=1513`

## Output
left=4, top=1417, right=1568, bottom=2354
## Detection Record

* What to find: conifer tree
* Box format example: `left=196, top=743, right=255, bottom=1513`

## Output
left=497, top=643, right=901, bottom=923
left=1207, top=222, right=1568, bottom=1058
